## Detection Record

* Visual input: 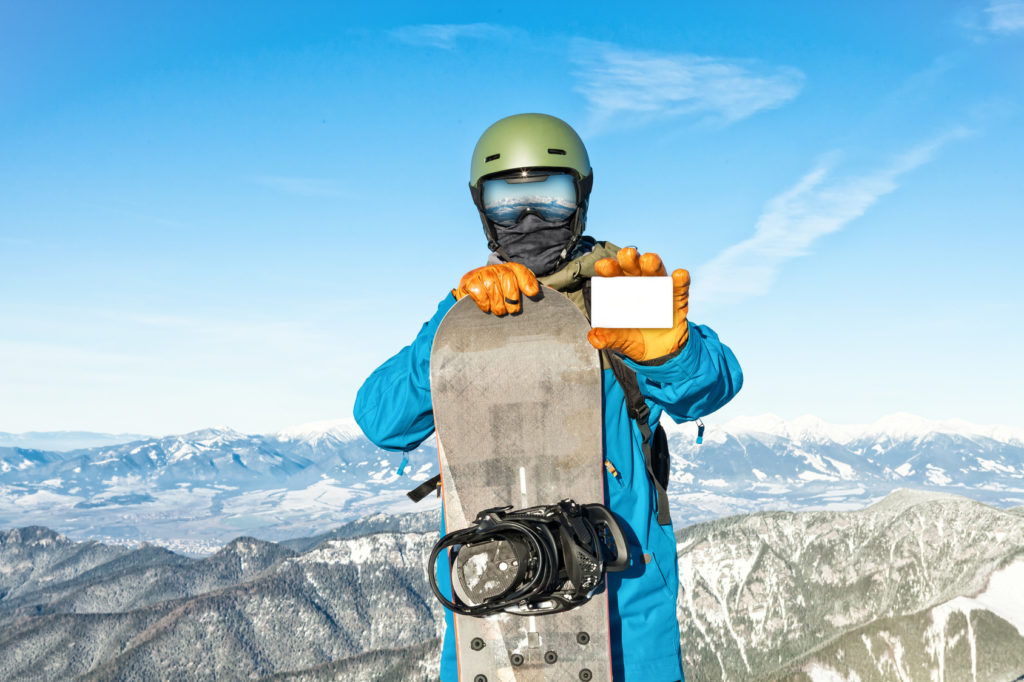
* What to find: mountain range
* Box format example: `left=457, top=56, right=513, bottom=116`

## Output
left=665, top=412, right=1024, bottom=523
left=1, top=490, right=1022, bottom=681
left=676, top=489, right=1024, bottom=680
left=1, top=413, right=1022, bottom=553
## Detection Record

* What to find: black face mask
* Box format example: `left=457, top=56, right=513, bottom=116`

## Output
left=493, top=213, right=574, bottom=276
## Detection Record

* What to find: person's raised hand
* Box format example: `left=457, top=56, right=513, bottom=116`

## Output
left=587, top=247, right=690, bottom=361
left=454, top=262, right=540, bottom=316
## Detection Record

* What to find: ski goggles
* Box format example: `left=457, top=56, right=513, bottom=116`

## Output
left=481, top=171, right=578, bottom=226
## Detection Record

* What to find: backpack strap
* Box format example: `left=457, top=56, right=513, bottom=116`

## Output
left=603, top=350, right=672, bottom=525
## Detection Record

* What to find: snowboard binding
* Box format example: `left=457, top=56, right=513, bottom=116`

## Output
left=428, top=499, right=629, bottom=617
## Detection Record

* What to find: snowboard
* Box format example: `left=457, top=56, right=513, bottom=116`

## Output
left=430, top=285, right=611, bottom=682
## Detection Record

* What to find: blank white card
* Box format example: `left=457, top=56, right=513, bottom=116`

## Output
left=590, top=276, right=673, bottom=329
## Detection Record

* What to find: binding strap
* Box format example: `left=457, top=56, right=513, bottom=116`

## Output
left=407, top=474, right=441, bottom=503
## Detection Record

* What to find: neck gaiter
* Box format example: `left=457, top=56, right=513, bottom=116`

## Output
left=493, top=213, right=574, bottom=276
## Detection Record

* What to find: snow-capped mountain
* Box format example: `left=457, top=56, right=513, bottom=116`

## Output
left=2, top=490, right=1022, bottom=681
left=1, top=414, right=1022, bottom=552
left=661, top=412, right=1024, bottom=524
left=675, top=489, right=1024, bottom=681
left=0, top=520, right=443, bottom=681
left=273, top=417, right=364, bottom=442
left=271, top=418, right=367, bottom=459
left=704, top=412, right=1024, bottom=446
left=0, top=418, right=441, bottom=552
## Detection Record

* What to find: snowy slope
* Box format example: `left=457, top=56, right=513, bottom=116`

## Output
left=676, top=489, right=1024, bottom=681
left=3, top=491, right=1023, bottom=681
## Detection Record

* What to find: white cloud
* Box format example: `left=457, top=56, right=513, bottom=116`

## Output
left=696, top=128, right=971, bottom=305
left=986, top=1, right=1024, bottom=32
left=570, top=39, right=804, bottom=132
left=389, top=23, right=508, bottom=50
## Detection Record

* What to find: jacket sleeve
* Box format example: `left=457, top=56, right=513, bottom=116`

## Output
left=353, top=293, right=457, bottom=451
left=621, top=321, right=743, bottom=423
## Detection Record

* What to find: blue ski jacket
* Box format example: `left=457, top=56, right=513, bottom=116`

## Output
left=354, top=287, right=742, bottom=681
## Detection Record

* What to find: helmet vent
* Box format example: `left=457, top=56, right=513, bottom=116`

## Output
left=548, top=148, right=567, bottom=155
left=485, top=153, right=500, bottom=162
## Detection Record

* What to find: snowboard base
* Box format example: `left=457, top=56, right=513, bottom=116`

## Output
left=430, top=287, right=611, bottom=682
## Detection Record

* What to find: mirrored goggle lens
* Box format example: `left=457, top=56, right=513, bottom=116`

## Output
left=482, top=173, right=577, bottom=226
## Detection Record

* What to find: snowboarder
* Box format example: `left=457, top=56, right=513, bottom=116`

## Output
left=354, top=113, right=743, bottom=681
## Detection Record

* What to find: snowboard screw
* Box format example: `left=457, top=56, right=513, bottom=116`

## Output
left=544, top=650, right=558, bottom=664
left=470, top=637, right=485, bottom=651
left=579, top=670, right=593, bottom=681
left=510, top=653, right=525, bottom=667
left=474, top=676, right=487, bottom=682
left=576, top=631, right=590, bottom=645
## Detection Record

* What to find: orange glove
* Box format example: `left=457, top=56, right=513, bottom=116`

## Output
left=587, top=247, right=690, bottom=361
left=454, top=262, right=540, bottom=316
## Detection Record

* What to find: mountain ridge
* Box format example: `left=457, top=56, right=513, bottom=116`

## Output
left=2, top=413, right=1022, bottom=552
left=2, top=490, right=1023, bottom=681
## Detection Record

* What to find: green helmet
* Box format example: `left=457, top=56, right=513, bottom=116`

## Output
left=469, top=113, right=591, bottom=188
left=469, top=114, right=594, bottom=265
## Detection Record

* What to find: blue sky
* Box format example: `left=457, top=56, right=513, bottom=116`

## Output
left=1, top=2, right=1022, bottom=435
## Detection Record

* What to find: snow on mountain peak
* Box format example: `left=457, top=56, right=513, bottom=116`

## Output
left=684, top=413, right=1024, bottom=446
left=713, top=414, right=856, bottom=444
left=864, top=413, right=1024, bottom=444
left=181, top=426, right=244, bottom=441
left=866, top=413, right=942, bottom=440
left=273, top=418, right=363, bottom=444
left=162, top=426, right=250, bottom=463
